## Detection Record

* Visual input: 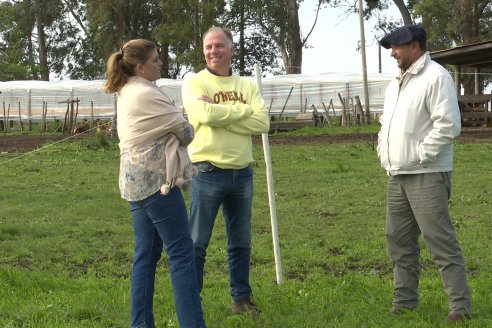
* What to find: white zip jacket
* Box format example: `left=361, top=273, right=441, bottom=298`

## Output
left=377, top=52, right=461, bottom=175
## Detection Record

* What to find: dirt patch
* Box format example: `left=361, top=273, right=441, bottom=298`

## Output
left=255, top=128, right=492, bottom=146
left=254, top=133, right=378, bottom=146
left=2, top=128, right=492, bottom=153
left=0, top=133, right=89, bottom=153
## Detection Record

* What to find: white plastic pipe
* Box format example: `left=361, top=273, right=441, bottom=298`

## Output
left=254, top=64, right=283, bottom=284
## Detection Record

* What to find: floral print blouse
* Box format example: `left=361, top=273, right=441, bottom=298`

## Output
left=118, top=121, right=194, bottom=202
left=119, top=136, right=167, bottom=201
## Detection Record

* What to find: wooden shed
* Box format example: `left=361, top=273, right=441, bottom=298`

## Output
left=431, top=41, right=492, bottom=127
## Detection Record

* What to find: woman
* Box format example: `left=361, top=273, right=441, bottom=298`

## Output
left=104, top=39, right=206, bottom=328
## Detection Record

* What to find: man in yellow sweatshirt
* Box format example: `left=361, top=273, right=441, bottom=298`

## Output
left=182, top=26, right=270, bottom=316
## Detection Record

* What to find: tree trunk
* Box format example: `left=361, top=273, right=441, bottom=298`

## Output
left=239, top=0, right=245, bottom=76
left=36, top=16, right=50, bottom=81
left=455, top=0, right=482, bottom=94
left=456, top=0, right=480, bottom=43
left=193, top=5, right=201, bottom=72
left=393, top=0, right=413, bottom=25
left=285, top=0, right=302, bottom=74
left=27, top=32, right=37, bottom=80
left=160, top=43, right=170, bottom=78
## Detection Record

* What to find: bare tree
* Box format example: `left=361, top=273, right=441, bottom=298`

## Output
left=252, top=0, right=323, bottom=74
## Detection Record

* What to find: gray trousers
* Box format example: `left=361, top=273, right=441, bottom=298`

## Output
left=386, top=172, right=471, bottom=314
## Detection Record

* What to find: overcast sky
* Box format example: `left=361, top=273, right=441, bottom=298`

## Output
left=299, top=1, right=402, bottom=76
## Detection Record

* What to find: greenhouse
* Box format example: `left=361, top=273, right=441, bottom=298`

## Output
left=0, top=72, right=393, bottom=123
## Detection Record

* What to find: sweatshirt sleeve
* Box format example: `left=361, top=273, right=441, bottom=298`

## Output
left=224, top=82, right=270, bottom=135
left=182, top=77, right=252, bottom=127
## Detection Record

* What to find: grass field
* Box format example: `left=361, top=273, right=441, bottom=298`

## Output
left=1, top=130, right=491, bottom=327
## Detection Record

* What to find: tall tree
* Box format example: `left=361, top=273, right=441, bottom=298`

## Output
left=414, top=0, right=492, bottom=93
left=155, top=0, right=226, bottom=76
left=415, top=0, right=492, bottom=46
left=223, top=0, right=285, bottom=76
left=362, top=0, right=492, bottom=93
left=155, top=0, right=198, bottom=78
left=0, top=1, right=36, bottom=80
left=232, top=31, right=286, bottom=76
left=0, top=0, right=79, bottom=81
left=251, top=0, right=323, bottom=74
left=356, top=0, right=414, bottom=34
left=59, top=0, right=103, bottom=79
left=86, top=0, right=163, bottom=58
left=362, top=0, right=491, bottom=48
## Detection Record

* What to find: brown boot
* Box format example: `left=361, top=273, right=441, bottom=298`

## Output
left=389, top=306, right=414, bottom=315
left=447, top=312, right=471, bottom=322
left=231, top=297, right=260, bottom=316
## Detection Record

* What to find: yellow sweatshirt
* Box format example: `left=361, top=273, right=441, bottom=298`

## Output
left=182, top=69, right=270, bottom=169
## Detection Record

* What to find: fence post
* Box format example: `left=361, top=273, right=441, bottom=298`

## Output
left=338, top=93, right=347, bottom=126
left=18, top=101, right=23, bottom=131
left=28, top=89, right=32, bottom=131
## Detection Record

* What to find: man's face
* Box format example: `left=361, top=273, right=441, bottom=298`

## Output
left=390, top=41, right=418, bottom=71
left=203, top=30, right=234, bottom=76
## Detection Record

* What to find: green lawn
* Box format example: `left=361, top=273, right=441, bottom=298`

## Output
left=1, top=132, right=491, bottom=327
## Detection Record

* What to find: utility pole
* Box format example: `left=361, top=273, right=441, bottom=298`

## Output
left=358, top=0, right=371, bottom=123
left=379, top=43, right=382, bottom=73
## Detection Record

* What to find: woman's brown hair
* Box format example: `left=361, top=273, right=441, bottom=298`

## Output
left=103, top=39, right=156, bottom=94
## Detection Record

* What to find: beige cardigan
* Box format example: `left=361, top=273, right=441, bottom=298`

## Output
left=117, top=76, right=195, bottom=194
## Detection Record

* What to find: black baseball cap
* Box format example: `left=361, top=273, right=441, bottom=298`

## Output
left=379, top=24, right=427, bottom=49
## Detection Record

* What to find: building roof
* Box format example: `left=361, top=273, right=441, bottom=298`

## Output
left=430, top=40, right=492, bottom=67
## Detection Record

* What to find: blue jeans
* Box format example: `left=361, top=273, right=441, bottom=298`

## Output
left=129, top=189, right=206, bottom=328
left=190, top=161, right=253, bottom=301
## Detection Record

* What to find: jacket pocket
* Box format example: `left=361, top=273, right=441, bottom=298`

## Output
left=390, top=137, right=420, bottom=170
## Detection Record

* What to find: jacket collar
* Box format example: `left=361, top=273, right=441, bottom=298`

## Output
left=400, top=52, right=429, bottom=78
left=398, top=51, right=430, bottom=87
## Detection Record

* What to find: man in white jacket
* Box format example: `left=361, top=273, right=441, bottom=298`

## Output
left=377, top=24, right=471, bottom=322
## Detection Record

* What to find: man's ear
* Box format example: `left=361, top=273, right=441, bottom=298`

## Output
left=411, top=40, right=421, bottom=51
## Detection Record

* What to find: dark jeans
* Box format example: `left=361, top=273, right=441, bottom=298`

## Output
left=189, top=161, right=253, bottom=301
left=129, top=189, right=206, bottom=328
